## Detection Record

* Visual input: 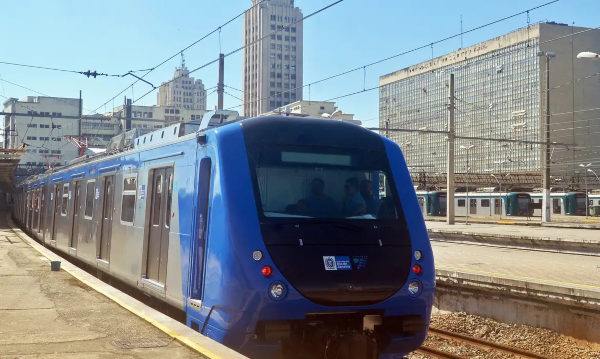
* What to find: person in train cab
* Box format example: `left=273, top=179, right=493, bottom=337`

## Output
left=304, top=178, right=337, bottom=217
left=360, top=179, right=381, bottom=216
left=342, top=177, right=366, bottom=217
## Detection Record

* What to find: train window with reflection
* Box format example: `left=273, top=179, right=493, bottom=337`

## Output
left=85, top=181, right=95, bottom=219
left=61, top=184, right=69, bottom=216
left=249, top=147, right=401, bottom=220
left=121, top=176, right=137, bottom=224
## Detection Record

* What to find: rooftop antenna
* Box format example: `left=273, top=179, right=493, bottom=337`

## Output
left=460, top=15, right=463, bottom=48
left=181, top=52, right=185, bottom=70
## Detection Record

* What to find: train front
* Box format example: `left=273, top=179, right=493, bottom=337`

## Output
left=217, top=116, right=434, bottom=358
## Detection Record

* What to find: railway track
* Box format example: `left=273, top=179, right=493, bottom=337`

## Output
left=415, top=327, right=552, bottom=359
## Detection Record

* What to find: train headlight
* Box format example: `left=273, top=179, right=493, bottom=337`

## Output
left=414, top=250, right=422, bottom=261
left=268, top=281, right=287, bottom=301
left=253, top=250, right=263, bottom=261
left=408, top=280, right=422, bottom=297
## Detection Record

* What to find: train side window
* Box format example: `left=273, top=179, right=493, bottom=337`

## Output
left=61, top=184, right=69, bottom=216
left=152, top=175, right=163, bottom=226
left=165, top=172, right=173, bottom=228
left=457, top=199, right=465, bottom=207
left=85, top=180, right=96, bottom=219
left=121, top=176, right=137, bottom=225
left=481, top=199, right=490, bottom=207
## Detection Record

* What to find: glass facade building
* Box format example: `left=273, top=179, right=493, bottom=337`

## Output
left=379, top=38, right=542, bottom=175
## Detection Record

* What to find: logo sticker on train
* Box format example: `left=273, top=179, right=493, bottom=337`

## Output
left=323, top=256, right=352, bottom=271
left=351, top=255, right=368, bottom=270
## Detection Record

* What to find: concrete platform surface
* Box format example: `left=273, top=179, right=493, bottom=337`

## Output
left=427, top=220, right=600, bottom=243
left=2, top=213, right=247, bottom=359
left=433, top=241, right=600, bottom=289
left=426, top=216, right=600, bottom=228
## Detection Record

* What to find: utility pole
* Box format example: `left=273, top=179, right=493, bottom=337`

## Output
left=539, top=52, right=555, bottom=223
left=125, top=97, right=132, bottom=131
left=78, top=90, right=82, bottom=137
left=447, top=74, right=455, bottom=225
left=217, top=54, right=225, bottom=110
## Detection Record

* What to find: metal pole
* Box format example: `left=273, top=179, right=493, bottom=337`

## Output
left=217, top=54, right=225, bottom=110
left=447, top=74, right=455, bottom=225
left=542, top=55, right=551, bottom=222
left=78, top=90, right=82, bottom=137
left=466, top=150, right=470, bottom=225
left=499, top=177, right=502, bottom=219
left=586, top=174, right=589, bottom=217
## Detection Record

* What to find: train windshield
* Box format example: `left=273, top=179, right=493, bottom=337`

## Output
left=517, top=196, right=530, bottom=210
left=249, top=146, right=400, bottom=220
left=576, top=196, right=587, bottom=209
left=438, top=195, right=447, bottom=211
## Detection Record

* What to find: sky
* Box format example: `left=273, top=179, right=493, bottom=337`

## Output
left=1, top=0, right=599, bottom=127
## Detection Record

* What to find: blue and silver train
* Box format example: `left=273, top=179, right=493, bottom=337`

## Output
left=14, top=115, right=434, bottom=359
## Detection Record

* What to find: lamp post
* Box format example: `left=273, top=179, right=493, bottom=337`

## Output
left=589, top=168, right=600, bottom=182
left=460, top=144, right=475, bottom=225
left=577, top=51, right=600, bottom=60
left=580, top=163, right=592, bottom=216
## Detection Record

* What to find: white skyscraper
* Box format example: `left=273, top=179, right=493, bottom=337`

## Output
left=243, top=0, right=303, bottom=116
left=157, top=55, right=207, bottom=111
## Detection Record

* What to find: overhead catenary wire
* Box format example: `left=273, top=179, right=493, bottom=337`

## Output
left=224, top=0, right=561, bottom=112
left=127, top=0, right=347, bottom=108
left=0, top=60, right=119, bottom=78
left=87, top=0, right=270, bottom=116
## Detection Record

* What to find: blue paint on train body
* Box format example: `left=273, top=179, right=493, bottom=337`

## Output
left=16, top=116, right=434, bottom=359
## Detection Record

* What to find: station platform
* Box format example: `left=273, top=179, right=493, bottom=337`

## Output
left=427, top=220, right=600, bottom=256
left=1, top=213, right=246, bottom=359
left=426, top=216, right=600, bottom=229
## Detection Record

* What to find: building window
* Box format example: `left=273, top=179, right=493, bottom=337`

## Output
left=284, top=83, right=289, bottom=89
left=175, top=109, right=180, bottom=114
left=270, top=101, right=276, bottom=107
left=291, top=92, right=296, bottom=98
left=291, top=36, right=296, bottom=42
left=52, top=124, right=61, bottom=129
left=165, top=109, right=169, bottom=114
left=277, top=35, right=282, bottom=40
left=27, top=124, right=37, bottom=128
left=270, top=15, right=276, bottom=20
left=291, top=65, right=296, bottom=71
left=270, top=44, right=275, bottom=50
left=270, top=81, right=275, bottom=87
left=270, top=91, right=276, bottom=96
left=291, top=27, right=296, bottom=33
left=291, top=46, right=296, bottom=52
left=271, top=24, right=276, bottom=30
left=277, top=82, right=282, bottom=88
left=284, top=93, right=289, bottom=98
left=271, top=34, right=276, bottom=40
left=285, top=36, right=289, bottom=41
left=270, top=72, right=275, bottom=78
left=284, top=54, right=290, bottom=60
left=277, top=73, right=282, bottom=79
left=291, top=74, right=296, bottom=80
left=291, top=83, right=296, bottom=88
left=51, top=150, right=61, bottom=154
left=53, top=137, right=61, bottom=142
left=26, top=136, right=37, bottom=140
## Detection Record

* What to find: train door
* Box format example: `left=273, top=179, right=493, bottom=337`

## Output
left=494, top=199, right=502, bottom=215
left=69, top=181, right=81, bottom=249
left=189, top=158, right=212, bottom=306
left=37, top=188, right=43, bottom=233
left=145, top=167, right=173, bottom=284
left=33, top=189, right=39, bottom=233
left=31, top=191, right=38, bottom=231
left=27, top=191, right=32, bottom=229
left=418, top=197, right=425, bottom=214
left=51, top=185, right=60, bottom=242
left=99, top=176, right=115, bottom=261
left=470, top=199, right=477, bottom=215
left=553, top=198, right=561, bottom=214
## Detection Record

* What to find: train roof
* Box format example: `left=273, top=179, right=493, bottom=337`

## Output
left=20, top=115, right=379, bottom=187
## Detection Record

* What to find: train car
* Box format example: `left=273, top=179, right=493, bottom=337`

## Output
left=14, top=116, right=434, bottom=359
left=530, top=192, right=587, bottom=216
left=416, top=191, right=446, bottom=216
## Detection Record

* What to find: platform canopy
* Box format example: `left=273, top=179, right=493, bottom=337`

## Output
left=0, top=149, right=25, bottom=193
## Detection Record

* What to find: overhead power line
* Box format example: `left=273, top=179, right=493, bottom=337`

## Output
left=224, top=0, right=560, bottom=111
left=0, top=60, right=120, bottom=78
left=127, top=0, right=347, bottom=108
left=88, top=0, right=270, bottom=116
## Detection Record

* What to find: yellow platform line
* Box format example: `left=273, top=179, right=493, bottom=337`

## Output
left=437, top=264, right=600, bottom=291
left=7, top=215, right=233, bottom=359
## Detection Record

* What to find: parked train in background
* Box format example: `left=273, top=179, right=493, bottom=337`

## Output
left=13, top=114, right=435, bottom=359
left=417, top=190, right=600, bottom=218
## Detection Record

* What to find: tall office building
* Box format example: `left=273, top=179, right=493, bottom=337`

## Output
left=243, top=0, right=303, bottom=116
left=157, top=55, right=207, bottom=111
left=379, top=22, right=600, bottom=178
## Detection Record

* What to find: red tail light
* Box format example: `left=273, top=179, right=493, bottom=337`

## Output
left=262, top=265, right=273, bottom=277
left=412, top=264, right=422, bottom=275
